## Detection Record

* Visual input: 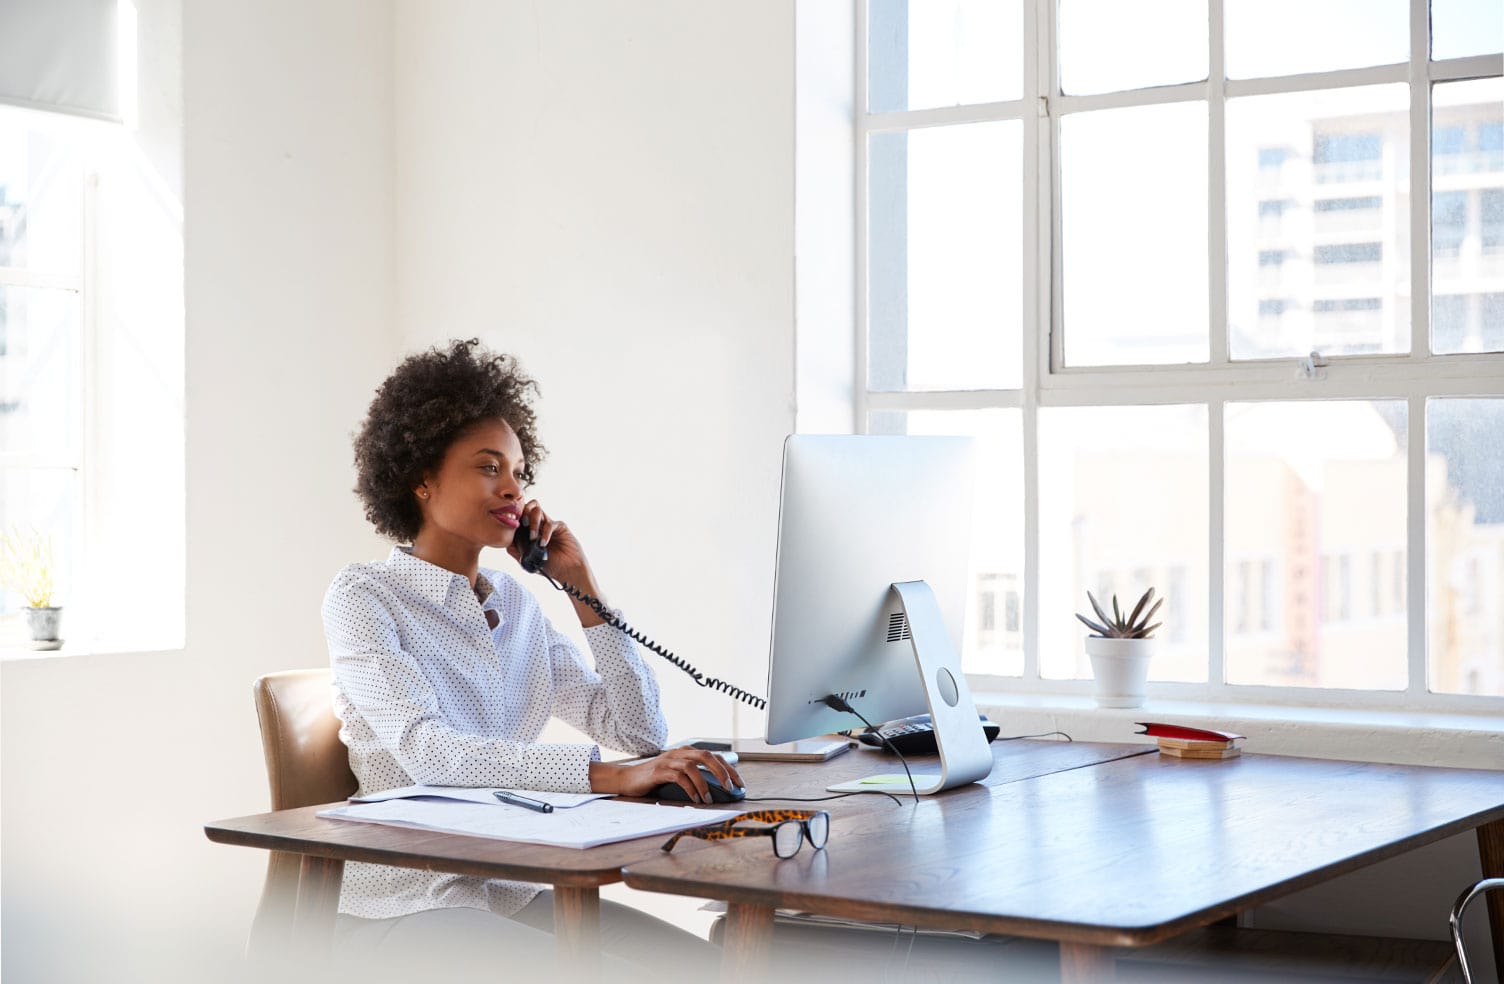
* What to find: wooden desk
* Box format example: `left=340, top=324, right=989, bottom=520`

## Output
left=205, top=739, right=1148, bottom=965
left=622, top=751, right=1504, bottom=983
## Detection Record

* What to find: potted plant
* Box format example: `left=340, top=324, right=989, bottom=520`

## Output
left=1076, top=587, right=1161, bottom=708
left=0, top=526, right=62, bottom=650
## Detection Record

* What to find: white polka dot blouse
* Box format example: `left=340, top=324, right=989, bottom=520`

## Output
left=322, top=545, right=669, bottom=920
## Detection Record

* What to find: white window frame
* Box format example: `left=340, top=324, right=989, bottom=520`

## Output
left=854, top=0, right=1504, bottom=712
left=0, top=107, right=102, bottom=636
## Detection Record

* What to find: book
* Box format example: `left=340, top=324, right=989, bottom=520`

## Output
left=1155, top=736, right=1235, bottom=751
left=1135, top=722, right=1246, bottom=743
left=1159, top=744, right=1241, bottom=760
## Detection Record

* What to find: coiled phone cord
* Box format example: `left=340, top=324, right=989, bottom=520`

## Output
left=541, top=572, right=768, bottom=711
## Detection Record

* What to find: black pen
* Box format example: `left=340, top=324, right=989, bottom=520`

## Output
left=494, top=790, right=553, bottom=814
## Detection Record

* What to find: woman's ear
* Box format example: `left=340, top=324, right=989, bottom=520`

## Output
left=414, top=482, right=431, bottom=501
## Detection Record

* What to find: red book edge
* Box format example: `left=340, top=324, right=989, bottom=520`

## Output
left=1135, top=722, right=1246, bottom=743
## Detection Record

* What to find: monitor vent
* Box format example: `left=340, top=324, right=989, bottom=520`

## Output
left=886, top=612, right=911, bottom=642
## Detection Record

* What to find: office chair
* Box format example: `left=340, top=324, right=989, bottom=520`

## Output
left=1451, top=877, right=1504, bottom=984
left=248, top=669, right=358, bottom=954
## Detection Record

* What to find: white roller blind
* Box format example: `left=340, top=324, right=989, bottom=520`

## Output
left=0, top=0, right=119, bottom=121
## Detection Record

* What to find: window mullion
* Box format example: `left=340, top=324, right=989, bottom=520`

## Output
left=1408, top=0, right=1430, bottom=362
left=1209, top=397, right=1226, bottom=685
left=854, top=0, right=870, bottom=433
left=1405, top=0, right=1429, bottom=700
left=1208, top=0, right=1228, bottom=367
left=80, top=169, right=101, bottom=633
left=1407, top=393, right=1427, bottom=697
left=1022, top=0, right=1048, bottom=683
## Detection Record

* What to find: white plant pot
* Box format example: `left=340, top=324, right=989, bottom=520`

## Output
left=24, top=606, right=64, bottom=651
left=1085, top=636, right=1154, bottom=708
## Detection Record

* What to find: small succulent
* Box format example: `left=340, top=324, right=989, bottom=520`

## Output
left=1076, top=587, right=1161, bottom=639
left=0, top=525, right=55, bottom=608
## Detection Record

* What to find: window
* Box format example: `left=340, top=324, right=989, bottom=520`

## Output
left=1312, top=298, right=1382, bottom=312
left=1483, top=189, right=1504, bottom=252
left=0, top=103, right=184, bottom=654
left=1315, top=197, right=1383, bottom=212
left=1313, top=243, right=1383, bottom=264
left=857, top=0, right=1503, bottom=706
left=1258, top=147, right=1290, bottom=170
left=1, top=116, right=87, bottom=626
left=1431, top=190, right=1468, bottom=258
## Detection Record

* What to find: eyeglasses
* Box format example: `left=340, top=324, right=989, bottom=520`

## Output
left=660, top=809, right=830, bottom=860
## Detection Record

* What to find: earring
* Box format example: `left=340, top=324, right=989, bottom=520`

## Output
left=419, top=490, right=429, bottom=499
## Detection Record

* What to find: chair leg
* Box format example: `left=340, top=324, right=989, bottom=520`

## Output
left=1450, top=876, right=1504, bottom=984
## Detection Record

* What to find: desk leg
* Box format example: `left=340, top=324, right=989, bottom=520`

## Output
left=720, top=902, right=773, bottom=984
left=292, top=855, right=343, bottom=955
left=552, top=885, right=601, bottom=974
left=1479, top=817, right=1504, bottom=977
left=1059, top=942, right=1114, bottom=983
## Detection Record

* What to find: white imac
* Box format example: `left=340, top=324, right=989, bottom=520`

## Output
left=763, top=435, right=993, bottom=794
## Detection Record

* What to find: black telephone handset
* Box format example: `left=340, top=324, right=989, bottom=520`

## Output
left=515, top=517, right=549, bottom=575
left=513, top=518, right=766, bottom=710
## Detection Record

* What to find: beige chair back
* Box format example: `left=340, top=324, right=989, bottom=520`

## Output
left=248, top=669, right=357, bottom=951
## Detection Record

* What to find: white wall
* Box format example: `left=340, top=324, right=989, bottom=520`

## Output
left=391, top=0, right=796, bottom=743
left=1, top=1, right=397, bottom=980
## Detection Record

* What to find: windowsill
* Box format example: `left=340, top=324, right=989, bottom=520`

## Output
left=0, top=636, right=184, bottom=662
left=972, top=690, right=1504, bottom=770
left=0, top=612, right=182, bottom=662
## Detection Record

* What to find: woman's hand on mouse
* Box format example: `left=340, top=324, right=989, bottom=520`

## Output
left=589, top=747, right=744, bottom=804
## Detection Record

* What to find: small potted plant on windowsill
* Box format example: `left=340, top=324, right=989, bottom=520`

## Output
left=0, top=526, right=62, bottom=651
left=1076, top=587, right=1161, bottom=708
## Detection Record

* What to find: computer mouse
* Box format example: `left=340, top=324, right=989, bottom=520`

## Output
left=650, top=765, right=746, bottom=803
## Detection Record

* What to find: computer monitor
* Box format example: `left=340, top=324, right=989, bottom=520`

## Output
left=763, top=435, right=994, bottom=794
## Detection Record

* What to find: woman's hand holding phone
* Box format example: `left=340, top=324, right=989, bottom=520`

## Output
left=509, top=500, right=610, bottom=627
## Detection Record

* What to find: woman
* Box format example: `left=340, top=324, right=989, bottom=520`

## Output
left=323, top=338, right=740, bottom=973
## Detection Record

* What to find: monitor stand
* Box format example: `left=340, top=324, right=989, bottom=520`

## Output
left=826, top=580, right=995, bottom=795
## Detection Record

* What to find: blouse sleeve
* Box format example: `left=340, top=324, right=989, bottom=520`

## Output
left=545, top=614, right=669, bottom=756
left=323, top=571, right=599, bottom=792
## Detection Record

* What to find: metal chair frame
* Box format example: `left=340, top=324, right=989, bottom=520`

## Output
left=1450, top=876, right=1504, bottom=984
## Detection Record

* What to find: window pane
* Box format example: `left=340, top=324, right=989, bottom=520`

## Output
left=1428, top=399, right=1504, bottom=696
left=1061, top=103, right=1208, bottom=366
left=870, top=409, right=1023, bottom=676
left=1225, top=0, right=1407, bottom=79
left=1432, top=0, right=1504, bottom=60
left=869, top=122, right=1022, bottom=390
left=1227, top=84, right=1410, bottom=359
left=868, top=0, right=1022, bottom=113
left=0, top=285, right=83, bottom=458
left=1058, top=0, right=1207, bottom=96
left=1431, top=78, right=1504, bottom=354
left=1038, top=405, right=1209, bottom=682
left=0, top=467, right=78, bottom=616
left=1225, top=401, right=1407, bottom=689
left=0, top=115, right=84, bottom=273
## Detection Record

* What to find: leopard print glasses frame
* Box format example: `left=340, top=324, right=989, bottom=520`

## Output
left=660, top=809, right=831, bottom=859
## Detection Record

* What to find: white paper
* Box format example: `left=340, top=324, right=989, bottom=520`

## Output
left=319, top=797, right=738, bottom=849
left=349, top=784, right=611, bottom=809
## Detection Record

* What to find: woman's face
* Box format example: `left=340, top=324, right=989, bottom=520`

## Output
left=415, top=418, right=527, bottom=551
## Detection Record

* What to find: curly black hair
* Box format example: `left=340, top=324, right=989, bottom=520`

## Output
left=352, top=338, right=546, bottom=542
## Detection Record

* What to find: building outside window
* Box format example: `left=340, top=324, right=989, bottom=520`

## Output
left=858, top=0, right=1503, bottom=705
